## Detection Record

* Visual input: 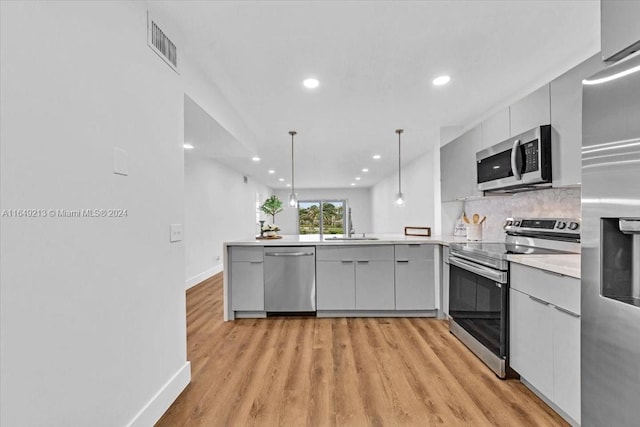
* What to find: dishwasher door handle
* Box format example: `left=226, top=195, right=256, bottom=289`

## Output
left=265, top=252, right=315, bottom=257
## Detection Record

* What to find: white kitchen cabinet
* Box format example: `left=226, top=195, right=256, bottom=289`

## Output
left=550, top=53, right=604, bottom=187
left=510, top=263, right=580, bottom=424
left=510, top=84, right=550, bottom=136
left=317, top=245, right=395, bottom=311
left=480, top=107, right=510, bottom=150
left=316, top=260, right=355, bottom=310
left=509, top=288, right=554, bottom=398
left=394, top=244, right=435, bottom=310
left=356, top=260, right=395, bottom=310
left=552, top=305, right=581, bottom=423
left=440, top=125, right=482, bottom=201
left=601, top=0, right=640, bottom=62
left=230, top=247, right=264, bottom=311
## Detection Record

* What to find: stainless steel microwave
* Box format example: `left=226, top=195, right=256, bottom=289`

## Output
left=476, top=125, right=552, bottom=193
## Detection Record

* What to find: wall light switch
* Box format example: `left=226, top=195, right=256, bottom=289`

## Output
left=170, top=224, right=183, bottom=243
left=113, top=147, right=128, bottom=176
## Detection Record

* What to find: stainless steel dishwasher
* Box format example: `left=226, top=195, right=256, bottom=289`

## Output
left=264, top=246, right=316, bottom=313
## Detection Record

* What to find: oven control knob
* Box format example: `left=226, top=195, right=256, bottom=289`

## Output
left=514, top=220, right=521, bottom=226
left=506, top=220, right=513, bottom=227
left=556, top=221, right=567, bottom=230
left=568, top=222, right=580, bottom=231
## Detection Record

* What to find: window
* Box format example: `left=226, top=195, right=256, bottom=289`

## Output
left=298, top=200, right=346, bottom=235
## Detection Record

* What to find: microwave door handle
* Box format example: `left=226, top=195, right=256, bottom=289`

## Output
left=511, top=139, right=521, bottom=180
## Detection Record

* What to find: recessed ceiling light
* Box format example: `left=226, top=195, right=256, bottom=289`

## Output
left=362, top=168, right=369, bottom=173
left=355, top=177, right=361, bottom=181
left=183, top=143, right=194, bottom=150
left=278, top=178, right=285, bottom=182
left=252, top=156, right=261, bottom=162
left=433, top=75, right=451, bottom=86
left=350, top=183, right=356, bottom=186
left=268, top=169, right=275, bottom=174
left=286, top=184, right=291, bottom=187
left=303, top=78, right=320, bottom=89
left=372, top=154, right=381, bottom=160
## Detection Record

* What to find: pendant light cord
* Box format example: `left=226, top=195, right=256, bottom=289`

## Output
left=396, top=129, right=403, bottom=194
left=289, top=130, right=297, bottom=195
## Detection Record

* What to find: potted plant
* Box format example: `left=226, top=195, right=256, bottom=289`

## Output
left=260, top=195, right=283, bottom=225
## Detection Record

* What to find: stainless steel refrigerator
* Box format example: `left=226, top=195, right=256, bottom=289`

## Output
left=582, top=53, right=640, bottom=426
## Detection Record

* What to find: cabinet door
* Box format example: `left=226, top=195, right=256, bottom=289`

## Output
left=355, top=260, right=395, bottom=310
left=553, top=306, right=581, bottom=424
left=601, top=0, right=640, bottom=62
left=395, top=259, right=435, bottom=310
left=231, top=261, right=264, bottom=311
left=550, top=54, right=604, bottom=187
left=440, top=125, right=482, bottom=201
left=480, top=107, right=510, bottom=149
left=510, top=84, right=551, bottom=136
left=509, top=288, right=554, bottom=399
left=316, top=261, right=355, bottom=310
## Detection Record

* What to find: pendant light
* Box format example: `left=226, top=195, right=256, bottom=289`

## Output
left=395, top=129, right=405, bottom=207
left=288, top=130, right=298, bottom=208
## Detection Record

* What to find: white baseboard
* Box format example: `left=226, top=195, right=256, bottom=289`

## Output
left=185, top=264, right=222, bottom=290
left=126, top=361, right=191, bottom=427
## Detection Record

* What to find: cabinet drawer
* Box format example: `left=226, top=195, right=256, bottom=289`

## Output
left=511, top=263, right=579, bottom=314
left=395, top=244, right=435, bottom=261
left=230, top=246, right=264, bottom=262
left=316, top=245, right=393, bottom=261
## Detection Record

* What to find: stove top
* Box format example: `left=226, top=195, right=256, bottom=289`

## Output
left=449, top=217, right=581, bottom=268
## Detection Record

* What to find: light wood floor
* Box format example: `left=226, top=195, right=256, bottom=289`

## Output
left=157, top=273, right=567, bottom=427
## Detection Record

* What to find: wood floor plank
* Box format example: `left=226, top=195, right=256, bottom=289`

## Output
left=156, top=274, right=569, bottom=427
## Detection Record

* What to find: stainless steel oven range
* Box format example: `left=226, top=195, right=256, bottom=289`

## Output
left=448, top=218, right=581, bottom=378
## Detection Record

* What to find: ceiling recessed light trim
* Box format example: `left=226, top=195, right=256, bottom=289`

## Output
left=251, top=156, right=261, bottom=162
left=373, top=154, right=381, bottom=160
left=303, top=78, right=320, bottom=89
left=355, top=177, right=361, bottom=181
left=433, top=75, right=451, bottom=86
left=362, top=168, right=369, bottom=173
left=183, top=143, right=194, bottom=150
left=268, top=169, right=275, bottom=174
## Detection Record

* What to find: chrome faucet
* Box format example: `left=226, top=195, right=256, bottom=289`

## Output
left=347, top=207, right=355, bottom=237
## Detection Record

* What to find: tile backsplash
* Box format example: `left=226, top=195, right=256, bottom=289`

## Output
left=462, top=187, right=581, bottom=241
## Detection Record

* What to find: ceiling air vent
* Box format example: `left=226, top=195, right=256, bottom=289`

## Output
left=147, top=12, right=178, bottom=73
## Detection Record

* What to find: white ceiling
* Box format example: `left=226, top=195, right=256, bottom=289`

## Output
left=164, top=1, right=600, bottom=189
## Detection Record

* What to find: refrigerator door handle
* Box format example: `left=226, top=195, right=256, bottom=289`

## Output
left=619, top=219, right=640, bottom=234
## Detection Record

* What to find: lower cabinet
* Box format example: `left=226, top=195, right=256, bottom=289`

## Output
left=316, top=260, right=355, bottom=310
left=316, top=245, right=396, bottom=311
left=394, top=244, right=436, bottom=310
left=230, top=247, right=264, bottom=311
left=510, top=263, right=580, bottom=424
left=355, top=260, right=395, bottom=310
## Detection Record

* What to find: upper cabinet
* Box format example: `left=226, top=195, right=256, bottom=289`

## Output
left=550, top=54, right=605, bottom=187
left=510, top=84, right=551, bottom=136
left=601, top=0, right=640, bottom=62
left=440, top=125, right=482, bottom=201
left=480, top=107, right=510, bottom=150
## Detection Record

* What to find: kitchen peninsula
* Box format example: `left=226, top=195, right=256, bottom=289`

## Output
left=223, top=235, right=463, bottom=321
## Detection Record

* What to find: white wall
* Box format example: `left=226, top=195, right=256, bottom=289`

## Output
left=370, top=149, right=438, bottom=234
left=185, top=155, right=271, bottom=288
left=273, top=188, right=372, bottom=235
left=0, top=2, right=211, bottom=426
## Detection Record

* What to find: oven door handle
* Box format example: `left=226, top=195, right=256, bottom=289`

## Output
left=449, top=256, right=507, bottom=284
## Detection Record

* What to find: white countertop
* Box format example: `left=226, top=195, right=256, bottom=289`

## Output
left=224, top=234, right=471, bottom=247
left=507, top=254, right=581, bottom=279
